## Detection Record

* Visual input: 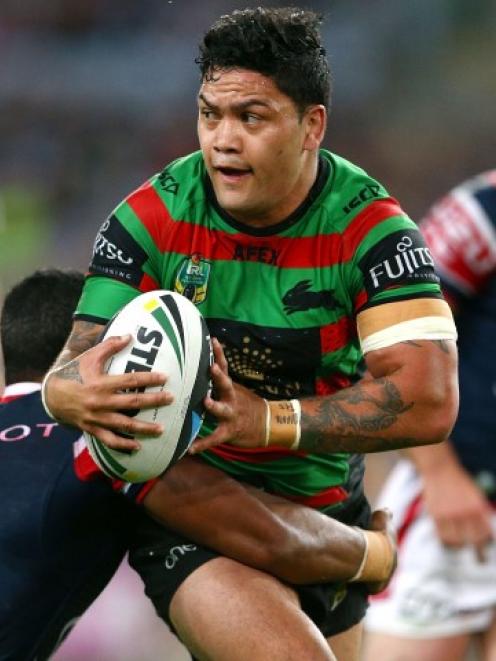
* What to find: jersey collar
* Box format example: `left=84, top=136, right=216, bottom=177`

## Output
left=1, top=382, right=41, bottom=403
left=204, top=155, right=330, bottom=237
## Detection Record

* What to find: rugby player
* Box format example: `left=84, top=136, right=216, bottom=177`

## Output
left=42, top=7, right=459, bottom=659
left=364, top=172, right=496, bottom=661
left=1, top=269, right=394, bottom=661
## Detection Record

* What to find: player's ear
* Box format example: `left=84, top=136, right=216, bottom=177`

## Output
left=302, top=105, right=326, bottom=151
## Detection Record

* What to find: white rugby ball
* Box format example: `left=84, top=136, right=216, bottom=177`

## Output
left=84, top=290, right=212, bottom=483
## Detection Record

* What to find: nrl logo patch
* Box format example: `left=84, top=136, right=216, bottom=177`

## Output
left=174, top=253, right=211, bottom=305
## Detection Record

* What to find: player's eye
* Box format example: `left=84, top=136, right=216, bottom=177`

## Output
left=201, top=109, right=217, bottom=120
left=242, top=113, right=260, bottom=124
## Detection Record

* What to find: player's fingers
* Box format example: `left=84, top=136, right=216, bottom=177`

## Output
left=103, top=370, right=168, bottom=391
left=436, top=519, right=463, bottom=547
left=212, top=337, right=229, bottom=374
left=475, top=543, right=488, bottom=564
left=188, top=429, right=226, bottom=454
left=109, top=389, right=173, bottom=411
left=102, top=411, right=164, bottom=438
left=86, top=424, right=141, bottom=451
left=204, top=393, right=233, bottom=420
left=210, top=362, right=234, bottom=399
left=92, top=334, right=132, bottom=369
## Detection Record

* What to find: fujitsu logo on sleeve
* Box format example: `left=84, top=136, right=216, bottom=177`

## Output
left=93, top=219, right=134, bottom=265
left=88, top=215, right=148, bottom=287
left=359, top=229, right=440, bottom=295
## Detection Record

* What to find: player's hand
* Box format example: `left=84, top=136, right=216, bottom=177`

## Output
left=189, top=338, right=266, bottom=453
left=365, top=509, right=398, bottom=595
left=422, top=462, right=494, bottom=562
left=44, top=335, right=173, bottom=451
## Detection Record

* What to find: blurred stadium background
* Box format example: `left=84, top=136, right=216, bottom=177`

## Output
left=0, top=1, right=494, bottom=659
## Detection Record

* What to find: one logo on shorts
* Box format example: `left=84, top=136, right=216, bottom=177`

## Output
left=164, top=544, right=198, bottom=570
left=329, top=585, right=347, bottom=612
left=175, top=253, right=211, bottom=305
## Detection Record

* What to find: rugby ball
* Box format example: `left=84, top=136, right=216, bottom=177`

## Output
left=84, top=290, right=212, bottom=483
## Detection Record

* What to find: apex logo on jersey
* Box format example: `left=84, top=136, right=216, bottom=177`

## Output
left=233, top=243, right=279, bottom=264
left=359, top=229, right=439, bottom=296
left=174, top=253, right=211, bottom=304
left=282, top=280, right=340, bottom=315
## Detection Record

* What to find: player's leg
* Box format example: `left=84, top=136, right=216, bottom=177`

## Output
left=326, top=622, right=362, bottom=661
left=322, top=510, right=397, bottom=659
left=364, top=461, right=496, bottom=661
left=169, top=556, right=336, bottom=661
left=479, top=612, right=496, bottom=661
left=362, top=632, right=471, bottom=661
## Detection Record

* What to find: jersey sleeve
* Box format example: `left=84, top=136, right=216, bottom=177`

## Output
left=344, top=198, right=443, bottom=314
left=420, top=184, right=496, bottom=303
left=75, top=178, right=169, bottom=323
left=73, top=437, right=158, bottom=505
left=341, top=197, right=457, bottom=353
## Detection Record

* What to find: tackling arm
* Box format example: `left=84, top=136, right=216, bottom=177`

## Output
left=404, top=441, right=494, bottom=559
left=144, top=455, right=395, bottom=590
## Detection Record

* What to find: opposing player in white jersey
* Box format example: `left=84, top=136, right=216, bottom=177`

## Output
left=364, top=171, right=496, bottom=661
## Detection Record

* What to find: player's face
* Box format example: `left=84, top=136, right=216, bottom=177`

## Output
left=198, top=68, right=325, bottom=227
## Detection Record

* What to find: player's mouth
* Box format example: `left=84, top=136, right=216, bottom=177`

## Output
left=215, top=166, right=253, bottom=183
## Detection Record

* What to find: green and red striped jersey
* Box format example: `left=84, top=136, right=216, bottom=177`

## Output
left=76, top=149, right=441, bottom=515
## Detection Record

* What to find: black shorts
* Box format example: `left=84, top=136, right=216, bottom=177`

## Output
left=128, top=495, right=371, bottom=638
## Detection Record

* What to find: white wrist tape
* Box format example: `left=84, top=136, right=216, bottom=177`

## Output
left=40, top=370, right=59, bottom=422
left=263, top=398, right=271, bottom=447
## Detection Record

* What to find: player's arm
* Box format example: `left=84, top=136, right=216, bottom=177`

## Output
left=191, top=327, right=458, bottom=454
left=42, top=320, right=170, bottom=449
left=144, top=455, right=395, bottom=590
left=404, top=442, right=494, bottom=560
left=298, top=335, right=458, bottom=453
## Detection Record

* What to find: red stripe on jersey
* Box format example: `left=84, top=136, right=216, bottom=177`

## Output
left=139, top=272, right=160, bottom=292
left=397, top=494, right=423, bottom=547
left=126, top=181, right=173, bottom=249
left=320, top=316, right=355, bottom=353
left=315, top=373, right=353, bottom=396
left=134, top=478, right=159, bottom=504
left=209, top=443, right=307, bottom=463
left=353, top=289, right=368, bottom=312
left=0, top=394, right=23, bottom=404
left=125, top=187, right=405, bottom=269
left=74, top=446, right=103, bottom=482
left=341, top=198, right=406, bottom=259
left=275, top=485, right=349, bottom=508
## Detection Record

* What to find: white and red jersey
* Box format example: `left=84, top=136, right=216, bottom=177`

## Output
left=420, top=171, right=496, bottom=485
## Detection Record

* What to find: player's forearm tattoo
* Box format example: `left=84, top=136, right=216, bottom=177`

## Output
left=53, top=322, right=103, bottom=369
left=56, top=359, right=83, bottom=384
left=300, top=378, right=414, bottom=453
left=433, top=339, right=450, bottom=354
left=401, top=339, right=451, bottom=354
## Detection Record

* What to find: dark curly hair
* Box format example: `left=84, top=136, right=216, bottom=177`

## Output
left=196, top=7, right=331, bottom=115
left=1, top=269, right=84, bottom=384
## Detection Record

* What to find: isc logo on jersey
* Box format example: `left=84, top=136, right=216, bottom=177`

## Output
left=84, top=291, right=212, bottom=483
